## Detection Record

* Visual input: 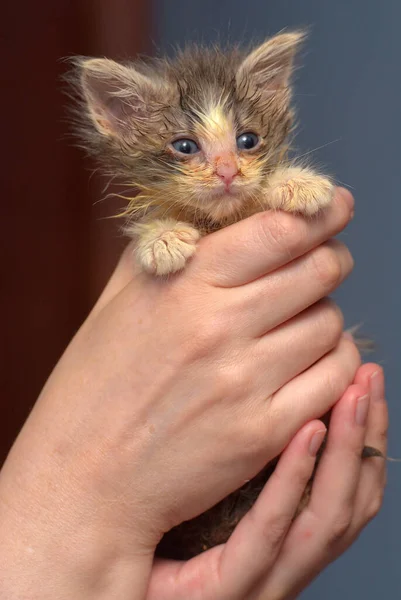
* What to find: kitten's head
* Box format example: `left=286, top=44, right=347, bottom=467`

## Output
left=75, top=31, right=304, bottom=223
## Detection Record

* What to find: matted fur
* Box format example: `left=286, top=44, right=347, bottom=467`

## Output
left=68, top=33, right=305, bottom=229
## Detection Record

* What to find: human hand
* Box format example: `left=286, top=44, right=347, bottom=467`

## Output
left=146, top=365, right=387, bottom=600
left=0, top=188, right=359, bottom=598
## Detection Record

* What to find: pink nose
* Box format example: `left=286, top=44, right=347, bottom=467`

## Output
left=216, top=162, right=239, bottom=186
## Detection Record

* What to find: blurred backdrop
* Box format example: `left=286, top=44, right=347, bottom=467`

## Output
left=1, top=1, right=400, bottom=598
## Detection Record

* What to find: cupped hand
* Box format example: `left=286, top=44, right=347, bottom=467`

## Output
left=146, top=365, right=387, bottom=600
left=0, top=188, right=360, bottom=598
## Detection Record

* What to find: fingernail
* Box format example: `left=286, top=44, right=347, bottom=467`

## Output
left=355, top=394, right=369, bottom=426
left=370, top=370, right=383, bottom=402
left=309, top=429, right=327, bottom=457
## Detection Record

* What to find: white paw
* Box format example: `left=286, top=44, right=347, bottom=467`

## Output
left=268, top=168, right=334, bottom=216
left=133, top=219, right=200, bottom=276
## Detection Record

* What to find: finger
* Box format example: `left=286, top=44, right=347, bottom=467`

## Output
left=146, top=558, right=183, bottom=600
left=249, top=299, right=344, bottom=397
left=252, top=382, right=370, bottom=599
left=266, top=337, right=361, bottom=450
left=307, top=383, right=369, bottom=520
left=352, top=365, right=388, bottom=528
left=354, top=365, right=388, bottom=458
left=237, top=239, right=353, bottom=337
left=217, top=420, right=326, bottom=599
left=193, top=187, right=354, bottom=287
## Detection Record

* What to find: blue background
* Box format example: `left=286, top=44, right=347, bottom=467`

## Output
left=154, top=1, right=401, bottom=597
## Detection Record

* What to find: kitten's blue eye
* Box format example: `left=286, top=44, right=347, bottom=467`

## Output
left=236, top=132, right=259, bottom=151
left=172, top=138, right=200, bottom=155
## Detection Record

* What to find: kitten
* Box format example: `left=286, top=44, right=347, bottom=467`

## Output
left=72, top=31, right=382, bottom=560
left=75, top=31, right=333, bottom=276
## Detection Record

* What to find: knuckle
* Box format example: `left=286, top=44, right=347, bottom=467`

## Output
left=367, top=491, right=385, bottom=521
left=183, top=315, right=226, bottom=360
left=249, top=507, right=289, bottom=553
left=336, top=187, right=355, bottom=216
left=327, top=511, right=352, bottom=546
left=263, top=519, right=289, bottom=552
left=216, top=364, right=241, bottom=394
left=333, top=187, right=354, bottom=230
left=213, top=363, right=252, bottom=407
left=378, top=427, right=389, bottom=446
left=258, top=211, right=304, bottom=254
left=236, top=412, right=267, bottom=456
left=341, top=336, right=363, bottom=371
left=318, top=299, right=344, bottom=344
left=319, top=358, right=350, bottom=401
left=310, top=244, right=343, bottom=291
left=325, top=341, right=362, bottom=398
left=374, top=418, right=389, bottom=448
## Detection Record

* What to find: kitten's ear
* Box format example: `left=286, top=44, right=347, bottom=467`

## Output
left=237, top=31, right=305, bottom=92
left=79, top=58, right=172, bottom=139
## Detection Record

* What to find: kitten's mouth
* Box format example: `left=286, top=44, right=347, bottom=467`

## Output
left=191, top=180, right=259, bottom=222
left=221, top=187, right=238, bottom=197
left=200, top=188, right=249, bottom=221
left=211, top=181, right=241, bottom=198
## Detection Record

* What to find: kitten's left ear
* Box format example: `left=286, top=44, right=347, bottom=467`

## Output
left=237, top=31, right=305, bottom=92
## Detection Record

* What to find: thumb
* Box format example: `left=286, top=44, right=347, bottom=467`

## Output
left=89, top=242, right=139, bottom=318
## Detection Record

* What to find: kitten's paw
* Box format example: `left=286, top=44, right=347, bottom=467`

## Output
left=267, top=167, right=334, bottom=216
left=132, top=219, right=200, bottom=276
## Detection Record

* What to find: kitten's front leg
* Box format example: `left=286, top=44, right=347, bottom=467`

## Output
left=127, top=218, right=201, bottom=276
left=266, top=166, right=334, bottom=216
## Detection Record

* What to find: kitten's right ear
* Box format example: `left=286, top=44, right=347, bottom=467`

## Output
left=79, top=58, right=170, bottom=140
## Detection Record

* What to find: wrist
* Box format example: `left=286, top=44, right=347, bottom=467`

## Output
left=0, top=428, right=155, bottom=600
left=0, top=552, right=152, bottom=600
left=0, top=490, right=153, bottom=600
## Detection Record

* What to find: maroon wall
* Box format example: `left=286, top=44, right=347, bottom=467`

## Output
left=1, top=0, right=151, bottom=463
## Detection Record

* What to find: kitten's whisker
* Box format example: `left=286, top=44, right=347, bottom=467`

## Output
left=331, top=177, right=356, bottom=191
left=294, top=139, right=342, bottom=161
left=249, top=189, right=266, bottom=214
left=176, top=195, right=196, bottom=222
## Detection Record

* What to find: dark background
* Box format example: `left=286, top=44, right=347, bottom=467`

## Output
left=1, top=0, right=150, bottom=457
left=2, top=1, right=400, bottom=597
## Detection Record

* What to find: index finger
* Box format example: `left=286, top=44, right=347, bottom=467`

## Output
left=217, top=420, right=326, bottom=599
left=193, top=187, right=354, bottom=287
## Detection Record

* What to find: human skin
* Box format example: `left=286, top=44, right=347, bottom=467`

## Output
left=0, top=188, right=387, bottom=599
left=147, top=365, right=387, bottom=600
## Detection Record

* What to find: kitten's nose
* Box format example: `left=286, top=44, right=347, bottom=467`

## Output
left=215, top=159, right=239, bottom=187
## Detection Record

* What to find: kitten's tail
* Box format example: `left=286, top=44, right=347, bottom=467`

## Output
left=345, top=323, right=375, bottom=353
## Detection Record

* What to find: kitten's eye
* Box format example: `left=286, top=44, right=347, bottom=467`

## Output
left=236, top=132, right=259, bottom=151
left=171, top=138, right=200, bottom=155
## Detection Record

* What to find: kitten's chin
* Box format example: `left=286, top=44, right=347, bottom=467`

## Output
left=202, top=194, right=246, bottom=221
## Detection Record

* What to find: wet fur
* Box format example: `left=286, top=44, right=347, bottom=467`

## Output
left=70, top=32, right=382, bottom=560
left=70, top=31, right=334, bottom=275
